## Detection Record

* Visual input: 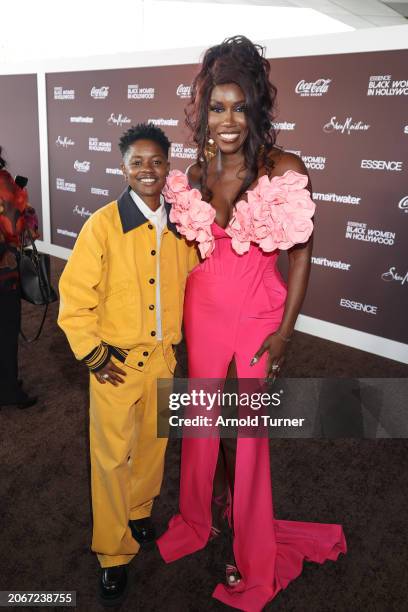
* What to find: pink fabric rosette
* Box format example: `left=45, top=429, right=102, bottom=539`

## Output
left=164, top=170, right=216, bottom=258
left=226, top=169, right=315, bottom=254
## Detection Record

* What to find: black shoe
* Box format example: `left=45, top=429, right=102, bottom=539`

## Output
left=98, top=564, right=128, bottom=607
left=129, top=517, right=156, bottom=545
left=18, top=396, right=38, bottom=410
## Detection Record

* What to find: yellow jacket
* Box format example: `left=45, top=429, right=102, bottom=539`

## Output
left=58, top=187, right=198, bottom=373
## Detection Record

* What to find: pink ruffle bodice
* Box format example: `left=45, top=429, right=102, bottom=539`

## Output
left=163, top=169, right=315, bottom=259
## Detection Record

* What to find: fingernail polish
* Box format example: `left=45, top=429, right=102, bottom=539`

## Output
left=250, top=357, right=258, bottom=366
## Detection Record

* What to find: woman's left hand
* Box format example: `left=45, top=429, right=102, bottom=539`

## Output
left=250, top=332, right=290, bottom=379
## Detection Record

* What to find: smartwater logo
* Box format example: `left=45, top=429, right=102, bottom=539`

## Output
left=54, top=86, right=75, bottom=100
left=323, top=116, right=370, bottom=135
left=128, top=84, right=155, bottom=99
left=340, top=298, right=378, bottom=315
left=345, top=221, right=395, bottom=246
left=295, top=79, right=331, bottom=96
left=56, top=136, right=75, bottom=148
left=57, top=228, right=78, bottom=238
left=313, top=192, right=361, bottom=205
left=381, top=267, right=408, bottom=286
left=73, top=205, right=91, bottom=218
left=398, top=196, right=408, bottom=212
left=74, top=160, right=91, bottom=173
left=367, top=75, right=408, bottom=96
left=90, top=86, right=109, bottom=99
left=91, top=187, right=109, bottom=196
left=56, top=178, right=76, bottom=192
left=171, top=143, right=197, bottom=160
left=176, top=84, right=191, bottom=98
left=70, top=116, right=94, bottom=123
left=106, top=168, right=123, bottom=176
left=148, top=118, right=179, bottom=127
left=107, top=113, right=131, bottom=127
left=271, top=121, right=296, bottom=131
left=361, top=159, right=403, bottom=172
left=89, top=138, right=111, bottom=152
left=311, top=257, right=351, bottom=271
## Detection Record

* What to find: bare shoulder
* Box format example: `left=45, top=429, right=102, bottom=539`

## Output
left=186, top=162, right=202, bottom=187
left=270, top=149, right=308, bottom=177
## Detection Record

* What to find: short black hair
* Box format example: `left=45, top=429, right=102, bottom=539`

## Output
left=118, top=123, right=171, bottom=158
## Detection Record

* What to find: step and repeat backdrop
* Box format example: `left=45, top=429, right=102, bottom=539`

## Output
left=0, top=74, right=42, bottom=231
left=45, top=49, right=408, bottom=347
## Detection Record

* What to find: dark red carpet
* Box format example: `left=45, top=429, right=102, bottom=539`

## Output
left=1, top=256, right=407, bottom=611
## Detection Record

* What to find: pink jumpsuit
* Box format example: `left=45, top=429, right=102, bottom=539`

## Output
left=157, top=221, right=347, bottom=612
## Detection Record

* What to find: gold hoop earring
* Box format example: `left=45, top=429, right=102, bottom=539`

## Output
left=204, top=137, right=218, bottom=161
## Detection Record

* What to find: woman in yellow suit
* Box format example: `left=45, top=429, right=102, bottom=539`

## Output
left=58, top=124, right=197, bottom=606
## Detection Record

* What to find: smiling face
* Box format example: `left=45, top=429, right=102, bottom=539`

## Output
left=207, top=82, right=249, bottom=155
left=121, top=139, right=169, bottom=206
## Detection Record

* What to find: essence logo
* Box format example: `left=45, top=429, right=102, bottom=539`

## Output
left=176, top=84, right=191, bottom=98
left=381, top=267, right=408, bottom=286
left=107, top=113, right=131, bottom=127
left=88, top=138, right=112, bottom=152
left=367, top=75, right=408, bottom=96
left=56, top=178, right=76, bottom=192
left=323, top=116, right=370, bottom=135
left=295, top=78, right=331, bottom=96
left=56, top=136, right=75, bottom=148
left=398, top=196, right=408, bottom=213
left=90, top=86, right=109, bottom=99
left=171, top=143, right=197, bottom=160
left=128, top=84, right=155, bottom=99
left=54, top=86, right=75, bottom=100
left=340, top=298, right=378, bottom=315
left=91, top=187, right=109, bottom=196
left=345, top=221, right=395, bottom=246
left=361, top=159, right=403, bottom=172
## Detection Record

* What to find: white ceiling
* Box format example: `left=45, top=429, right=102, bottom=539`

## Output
left=160, top=0, right=408, bottom=28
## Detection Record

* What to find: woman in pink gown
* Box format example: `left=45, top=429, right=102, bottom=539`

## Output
left=157, top=36, right=346, bottom=611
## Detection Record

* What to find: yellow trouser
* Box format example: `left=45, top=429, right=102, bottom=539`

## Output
left=89, top=345, right=171, bottom=568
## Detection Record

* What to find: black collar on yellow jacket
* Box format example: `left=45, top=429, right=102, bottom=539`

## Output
left=117, top=186, right=179, bottom=237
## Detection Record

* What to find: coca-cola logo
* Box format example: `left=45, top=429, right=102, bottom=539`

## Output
left=323, top=117, right=370, bottom=135
left=107, top=113, right=131, bottom=127
left=91, top=86, right=109, bottom=99
left=381, top=267, right=408, bottom=286
left=74, top=160, right=91, bottom=173
left=398, top=196, right=408, bottom=212
left=295, top=78, right=331, bottom=96
left=176, top=84, right=191, bottom=98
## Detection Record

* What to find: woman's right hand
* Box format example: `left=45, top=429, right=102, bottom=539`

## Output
left=94, top=360, right=126, bottom=386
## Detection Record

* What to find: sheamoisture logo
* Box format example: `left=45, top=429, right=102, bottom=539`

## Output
left=56, top=136, right=75, bottom=148
left=381, top=267, right=408, bottom=286
left=323, top=117, right=370, bottom=135
left=295, top=78, right=331, bottom=96
left=107, top=113, right=131, bottom=127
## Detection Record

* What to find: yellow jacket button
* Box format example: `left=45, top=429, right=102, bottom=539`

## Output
left=149, top=278, right=155, bottom=284
left=149, top=304, right=154, bottom=310
left=151, top=331, right=156, bottom=336
left=148, top=223, right=154, bottom=229
left=138, top=361, right=144, bottom=367
left=143, top=351, right=149, bottom=356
